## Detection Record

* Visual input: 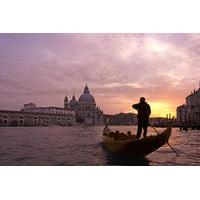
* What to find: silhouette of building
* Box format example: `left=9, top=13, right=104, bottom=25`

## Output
left=177, top=87, right=200, bottom=128
left=0, top=110, right=75, bottom=126
left=177, top=104, right=188, bottom=123
left=0, top=84, right=104, bottom=126
left=149, top=117, right=169, bottom=127
left=68, top=84, right=104, bottom=125
left=104, top=113, right=137, bottom=125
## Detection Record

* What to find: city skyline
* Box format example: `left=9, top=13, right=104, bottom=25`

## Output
left=1, top=33, right=200, bottom=117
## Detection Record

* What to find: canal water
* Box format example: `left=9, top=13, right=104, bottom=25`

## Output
left=0, top=126, right=199, bottom=166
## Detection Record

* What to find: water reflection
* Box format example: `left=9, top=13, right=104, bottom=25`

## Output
left=104, top=151, right=150, bottom=166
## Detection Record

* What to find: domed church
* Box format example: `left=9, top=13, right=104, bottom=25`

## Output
left=64, top=85, right=104, bottom=125
left=0, top=84, right=103, bottom=127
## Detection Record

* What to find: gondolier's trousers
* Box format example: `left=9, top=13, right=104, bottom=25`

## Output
left=137, top=120, right=149, bottom=139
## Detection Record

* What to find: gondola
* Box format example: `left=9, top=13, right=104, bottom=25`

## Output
left=102, top=126, right=172, bottom=157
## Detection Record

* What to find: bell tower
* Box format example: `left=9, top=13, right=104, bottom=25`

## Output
left=64, top=95, right=68, bottom=109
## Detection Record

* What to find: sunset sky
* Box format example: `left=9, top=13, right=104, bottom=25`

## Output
left=0, top=33, right=200, bottom=117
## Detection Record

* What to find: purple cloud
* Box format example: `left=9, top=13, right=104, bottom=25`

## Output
left=0, top=33, right=200, bottom=116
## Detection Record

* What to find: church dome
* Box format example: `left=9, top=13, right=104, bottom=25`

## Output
left=69, top=94, right=79, bottom=110
left=78, top=85, right=96, bottom=104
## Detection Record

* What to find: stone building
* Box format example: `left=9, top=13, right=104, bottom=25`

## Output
left=0, top=110, right=75, bottom=126
left=67, top=85, right=104, bottom=125
left=0, top=84, right=104, bottom=126
left=177, top=88, right=200, bottom=127
left=22, top=103, right=71, bottom=116
left=185, top=89, right=200, bottom=125
left=177, top=104, right=188, bottom=123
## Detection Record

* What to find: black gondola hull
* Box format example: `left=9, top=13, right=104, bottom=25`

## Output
left=103, top=127, right=172, bottom=157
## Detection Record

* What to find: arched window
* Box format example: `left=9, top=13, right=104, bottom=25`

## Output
left=19, top=119, right=24, bottom=125
left=3, top=119, right=8, bottom=126
left=18, top=116, right=24, bottom=126
left=46, top=118, right=49, bottom=125
left=33, top=116, right=38, bottom=125
left=57, top=117, right=61, bottom=125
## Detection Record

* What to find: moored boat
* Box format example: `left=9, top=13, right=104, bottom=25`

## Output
left=102, top=127, right=172, bottom=157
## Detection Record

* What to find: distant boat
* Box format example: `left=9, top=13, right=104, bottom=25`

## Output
left=102, top=127, right=172, bottom=157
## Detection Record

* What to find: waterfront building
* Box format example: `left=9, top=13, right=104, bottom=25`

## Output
left=149, top=117, right=169, bottom=127
left=0, top=110, right=75, bottom=126
left=75, top=85, right=104, bottom=125
left=177, top=87, right=200, bottom=127
left=0, top=84, right=104, bottom=126
left=104, top=113, right=137, bottom=126
left=177, top=104, right=188, bottom=124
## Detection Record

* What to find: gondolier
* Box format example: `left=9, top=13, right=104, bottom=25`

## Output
left=132, top=97, right=151, bottom=139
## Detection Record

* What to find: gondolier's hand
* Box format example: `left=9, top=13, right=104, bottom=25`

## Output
left=132, top=104, right=138, bottom=110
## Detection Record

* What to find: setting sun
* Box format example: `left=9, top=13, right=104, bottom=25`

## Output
left=150, top=102, right=175, bottom=117
left=125, top=101, right=175, bottom=118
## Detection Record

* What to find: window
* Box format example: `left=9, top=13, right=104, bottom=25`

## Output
left=33, top=116, right=38, bottom=125
left=19, top=120, right=24, bottom=125
left=3, top=119, right=8, bottom=126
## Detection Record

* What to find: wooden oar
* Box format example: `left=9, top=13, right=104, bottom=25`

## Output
left=152, top=126, right=179, bottom=157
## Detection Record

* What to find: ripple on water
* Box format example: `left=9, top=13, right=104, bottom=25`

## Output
left=0, top=126, right=200, bottom=165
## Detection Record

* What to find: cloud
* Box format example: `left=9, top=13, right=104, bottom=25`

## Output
left=0, top=33, right=200, bottom=116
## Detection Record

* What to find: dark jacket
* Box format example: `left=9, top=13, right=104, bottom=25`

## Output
left=132, top=102, right=151, bottom=122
